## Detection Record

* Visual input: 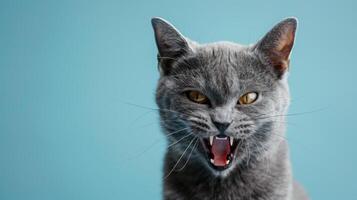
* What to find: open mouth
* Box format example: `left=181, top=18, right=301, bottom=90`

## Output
left=202, top=135, right=238, bottom=170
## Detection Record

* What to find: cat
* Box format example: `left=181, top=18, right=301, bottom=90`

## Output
left=151, top=17, right=308, bottom=200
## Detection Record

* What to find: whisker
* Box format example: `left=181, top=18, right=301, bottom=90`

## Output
left=251, top=107, right=327, bottom=121
left=122, top=101, right=158, bottom=111
left=122, top=101, right=194, bottom=119
left=126, top=110, right=153, bottom=129
left=249, top=125, right=314, bottom=153
left=164, top=138, right=196, bottom=179
left=176, top=138, right=199, bottom=172
left=253, top=119, right=298, bottom=127
left=126, top=127, right=190, bottom=161
left=167, top=131, right=194, bottom=148
left=189, top=120, right=211, bottom=130
left=166, top=127, right=191, bottom=137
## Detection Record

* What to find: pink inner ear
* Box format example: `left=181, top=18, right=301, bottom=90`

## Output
left=274, top=60, right=290, bottom=74
left=256, top=18, right=297, bottom=77
left=276, top=28, right=295, bottom=59
left=276, top=29, right=295, bottom=51
left=270, top=27, right=295, bottom=74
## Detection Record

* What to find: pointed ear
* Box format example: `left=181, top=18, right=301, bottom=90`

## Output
left=151, top=17, right=191, bottom=75
left=255, top=18, right=297, bottom=78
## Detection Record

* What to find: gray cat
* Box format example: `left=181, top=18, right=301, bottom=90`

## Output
left=151, top=17, right=308, bottom=200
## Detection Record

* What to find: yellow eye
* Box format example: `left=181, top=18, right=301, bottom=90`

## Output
left=186, top=91, right=209, bottom=104
left=238, top=92, right=258, bottom=105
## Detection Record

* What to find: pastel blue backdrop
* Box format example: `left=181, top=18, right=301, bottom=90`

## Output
left=1, top=0, right=356, bottom=199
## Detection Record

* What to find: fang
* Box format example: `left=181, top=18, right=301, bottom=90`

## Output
left=209, top=136, right=214, bottom=145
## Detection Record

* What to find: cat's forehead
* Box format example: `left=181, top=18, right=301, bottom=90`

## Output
left=169, top=42, right=275, bottom=103
left=185, top=42, right=271, bottom=82
left=194, top=42, right=255, bottom=74
left=174, top=42, right=271, bottom=78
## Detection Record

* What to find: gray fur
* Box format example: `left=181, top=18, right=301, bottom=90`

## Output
left=151, top=17, right=308, bottom=200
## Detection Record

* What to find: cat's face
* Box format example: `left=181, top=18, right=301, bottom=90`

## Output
left=152, top=18, right=296, bottom=174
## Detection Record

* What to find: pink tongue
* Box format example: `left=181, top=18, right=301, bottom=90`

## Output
left=211, top=137, right=231, bottom=167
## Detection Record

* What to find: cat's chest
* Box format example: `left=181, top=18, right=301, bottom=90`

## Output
left=207, top=185, right=265, bottom=200
left=169, top=178, right=273, bottom=200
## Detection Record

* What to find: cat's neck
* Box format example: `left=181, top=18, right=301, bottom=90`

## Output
left=163, top=140, right=292, bottom=200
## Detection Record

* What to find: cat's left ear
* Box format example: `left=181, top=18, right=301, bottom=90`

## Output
left=151, top=17, right=192, bottom=75
left=254, top=18, right=297, bottom=78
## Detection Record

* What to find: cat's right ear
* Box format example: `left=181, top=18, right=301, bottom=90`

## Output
left=151, top=17, right=191, bottom=75
left=254, top=18, right=297, bottom=79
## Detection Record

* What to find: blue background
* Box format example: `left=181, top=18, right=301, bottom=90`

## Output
left=1, top=0, right=356, bottom=199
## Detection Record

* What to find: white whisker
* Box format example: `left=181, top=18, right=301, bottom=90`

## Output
left=164, top=138, right=196, bottom=179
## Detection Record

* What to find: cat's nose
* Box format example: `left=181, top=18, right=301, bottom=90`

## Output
left=213, top=121, right=231, bottom=134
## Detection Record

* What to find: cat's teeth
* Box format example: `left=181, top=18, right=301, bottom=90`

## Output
left=229, top=137, right=234, bottom=146
left=209, top=136, right=214, bottom=145
left=210, top=158, right=214, bottom=164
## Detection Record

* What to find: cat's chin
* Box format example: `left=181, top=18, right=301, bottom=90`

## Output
left=200, top=136, right=240, bottom=172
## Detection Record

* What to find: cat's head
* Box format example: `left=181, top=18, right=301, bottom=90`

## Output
left=152, top=17, right=297, bottom=175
